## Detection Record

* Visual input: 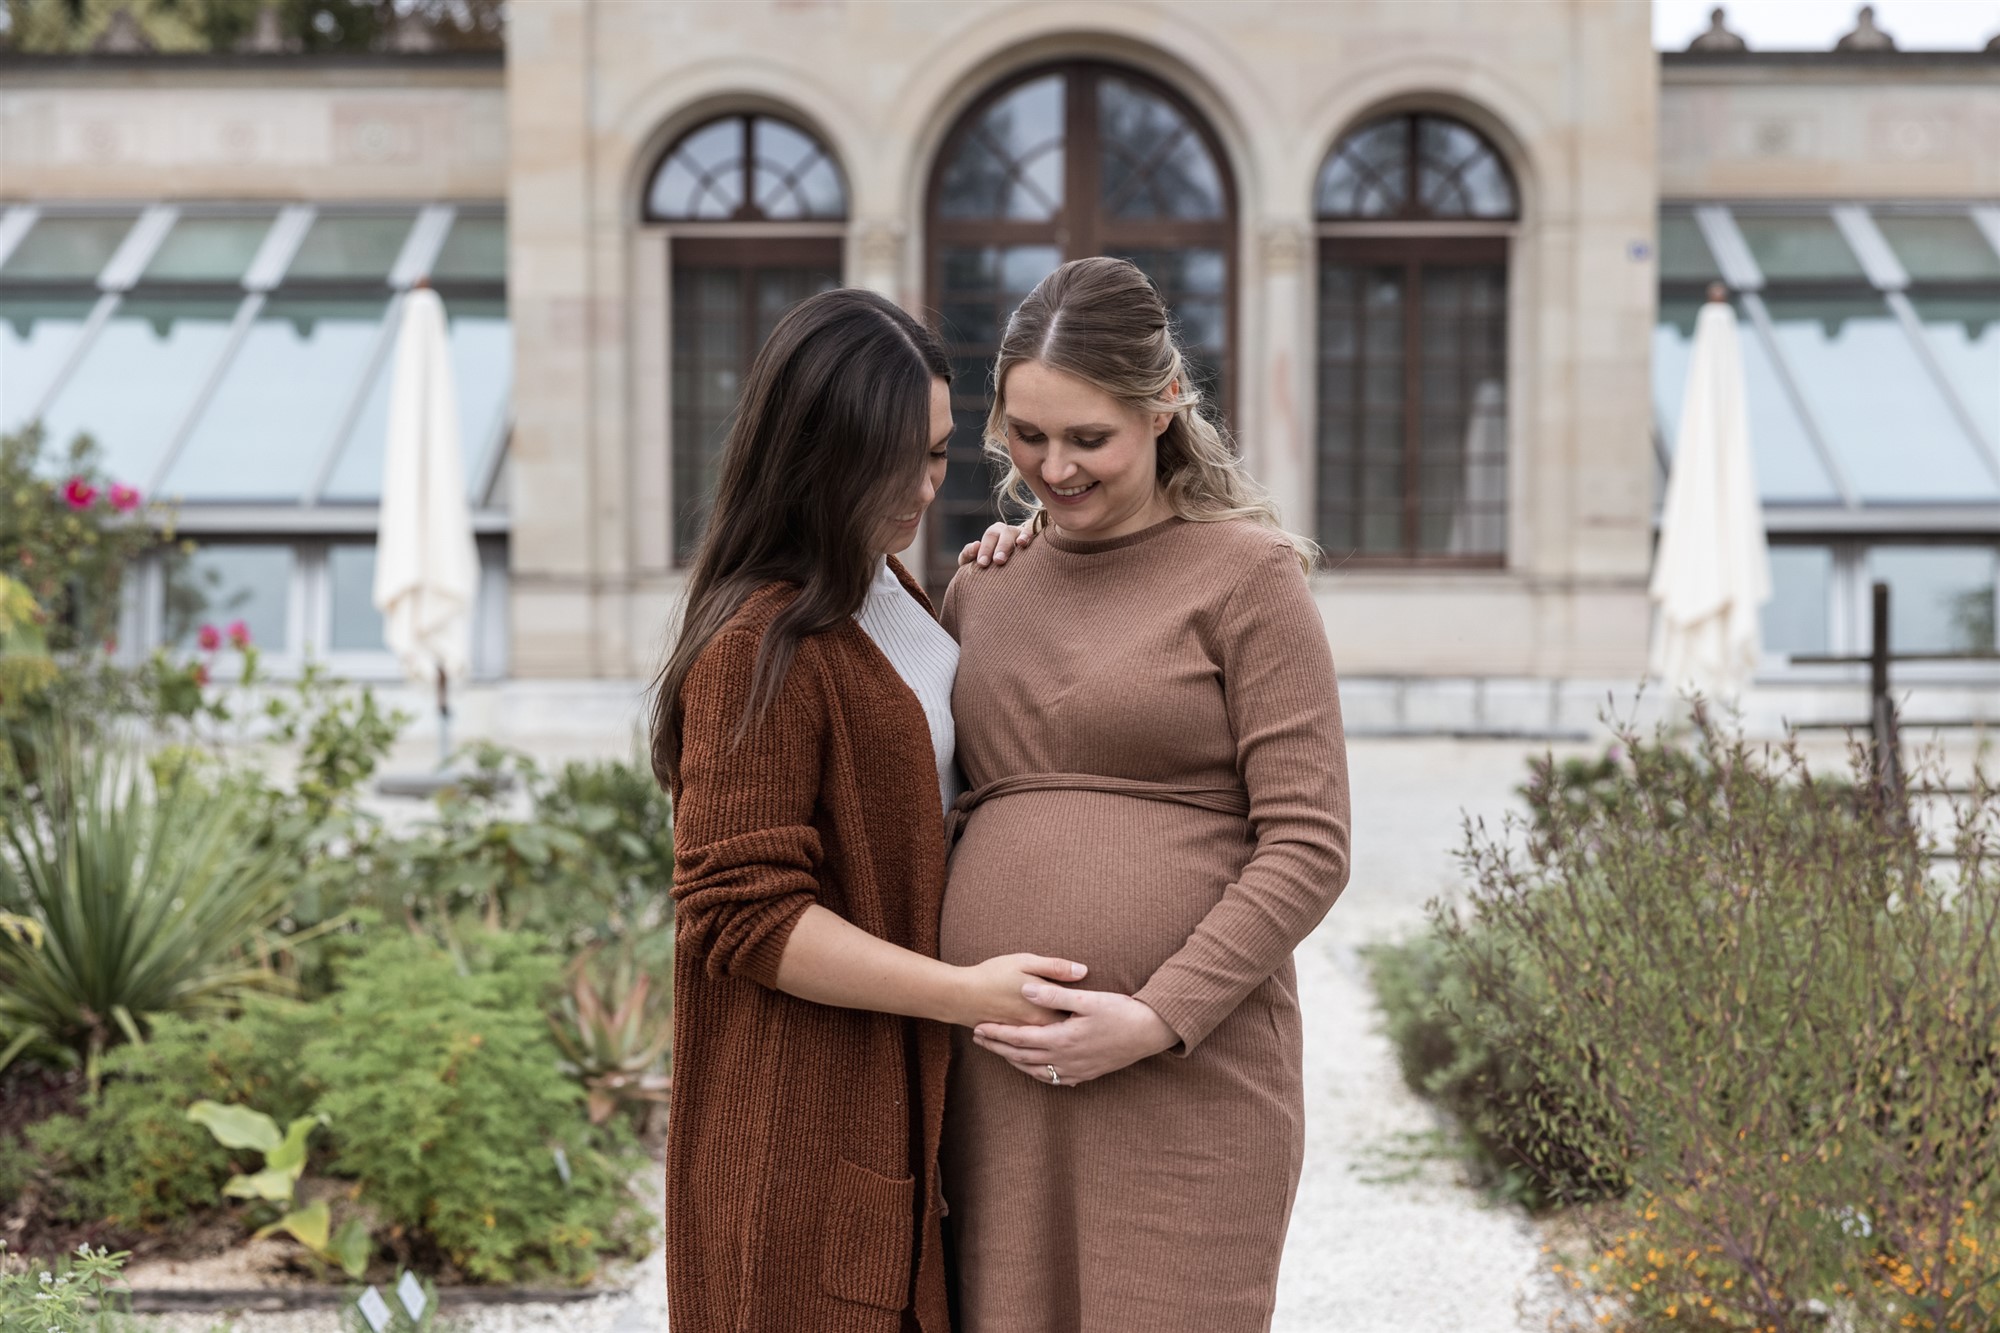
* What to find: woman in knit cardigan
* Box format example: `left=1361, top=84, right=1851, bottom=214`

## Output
left=942, top=257, right=1352, bottom=1331
left=648, top=288, right=1082, bottom=1333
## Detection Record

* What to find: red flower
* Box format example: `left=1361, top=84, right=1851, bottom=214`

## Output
left=63, top=477, right=98, bottom=510
left=193, top=663, right=211, bottom=688
left=108, top=484, right=141, bottom=513
left=226, top=620, right=250, bottom=649
left=196, top=623, right=222, bottom=652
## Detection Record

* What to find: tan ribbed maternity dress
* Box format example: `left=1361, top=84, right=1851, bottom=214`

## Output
left=938, top=516, right=1352, bottom=1333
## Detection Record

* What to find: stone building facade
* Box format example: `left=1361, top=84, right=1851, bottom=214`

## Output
left=1, top=3, right=1993, bottom=741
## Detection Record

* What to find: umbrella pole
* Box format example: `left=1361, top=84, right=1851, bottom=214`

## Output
left=436, top=664, right=450, bottom=770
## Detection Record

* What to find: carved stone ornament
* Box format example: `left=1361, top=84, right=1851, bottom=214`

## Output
left=1261, top=222, right=1310, bottom=273
left=1687, top=7, right=1748, bottom=52
left=234, top=3, right=301, bottom=53
left=91, top=6, right=156, bottom=53
left=388, top=10, right=439, bottom=52
left=1835, top=5, right=1896, bottom=51
left=855, top=221, right=905, bottom=270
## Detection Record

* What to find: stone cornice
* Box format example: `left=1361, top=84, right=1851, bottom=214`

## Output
left=1662, top=49, right=2000, bottom=81
left=0, top=51, right=503, bottom=79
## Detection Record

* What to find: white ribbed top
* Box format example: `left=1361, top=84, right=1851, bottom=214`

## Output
left=854, top=558, right=961, bottom=818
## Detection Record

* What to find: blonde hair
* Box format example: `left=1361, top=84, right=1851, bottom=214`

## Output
left=982, top=256, right=1317, bottom=571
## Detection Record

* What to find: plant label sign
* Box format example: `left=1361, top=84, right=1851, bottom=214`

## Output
left=396, top=1270, right=428, bottom=1320
left=553, top=1144, right=573, bottom=1186
left=356, top=1286, right=393, bottom=1333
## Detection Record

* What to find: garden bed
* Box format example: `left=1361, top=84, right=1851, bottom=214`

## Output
left=1367, top=717, right=2000, bottom=1333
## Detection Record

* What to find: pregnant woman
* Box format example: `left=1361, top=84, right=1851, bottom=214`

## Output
left=651, top=288, right=1083, bottom=1333
left=940, top=257, right=1353, bottom=1332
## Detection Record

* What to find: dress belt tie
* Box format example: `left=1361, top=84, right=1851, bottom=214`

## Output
left=947, top=772, right=1249, bottom=847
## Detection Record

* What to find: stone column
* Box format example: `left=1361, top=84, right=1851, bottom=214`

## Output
left=852, top=219, right=906, bottom=302
left=1255, top=219, right=1314, bottom=534
left=505, top=0, right=598, bottom=676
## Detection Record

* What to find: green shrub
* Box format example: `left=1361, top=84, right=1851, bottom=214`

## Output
left=367, top=747, right=675, bottom=969
left=1364, top=930, right=1614, bottom=1209
left=0, top=1241, right=131, bottom=1333
left=1420, top=715, right=2000, bottom=1332
left=0, top=426, right=161, bottom=660
left=25, top=1005, right=314, bottom=1233
left=539, top=755, right=675, bottom=934
left=304, top=930, right=649, bottom=1284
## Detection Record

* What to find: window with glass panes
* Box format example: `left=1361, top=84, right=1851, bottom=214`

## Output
left=1315, top=113, right=1517, bottom=564
left=1654, top=203, right=2000, bottom=664
left=0, top=202, right=512, bottom=676
left=646, top=114, right=846, bottom=562
left=925, top=63, right=1235, bottom=590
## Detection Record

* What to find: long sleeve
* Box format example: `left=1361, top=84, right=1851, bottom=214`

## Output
left=1132, top=541, right=1352, bottom=1053
left=671, top=627, right=826, bottom=988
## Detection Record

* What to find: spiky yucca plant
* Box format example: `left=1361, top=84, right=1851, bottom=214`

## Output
left=0, top=728, right=296, bottom=1082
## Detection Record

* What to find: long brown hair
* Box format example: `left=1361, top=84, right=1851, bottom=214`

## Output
left=648, top=288, right=951, bottom=787
left=985, top=256, right=1316, bottom=569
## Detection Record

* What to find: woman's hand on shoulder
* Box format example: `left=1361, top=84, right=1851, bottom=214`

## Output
left=949, top=953, right=1085, bottom=1028
left=957, top=521, right=1036, bottom=569
left=971, top=985, right=1178, bottom=1086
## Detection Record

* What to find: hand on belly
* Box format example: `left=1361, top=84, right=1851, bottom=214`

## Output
left=969, top=982, right=1179, bottom=1086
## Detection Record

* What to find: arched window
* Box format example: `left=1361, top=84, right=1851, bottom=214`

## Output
left=925, top=62, right=1236, bottom=584
left=1316, top=112, right=1516, bottom=564
left=646, top=113, right=847, bottom=560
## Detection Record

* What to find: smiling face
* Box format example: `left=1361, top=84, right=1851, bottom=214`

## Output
left=873, top=375, right=955, bottom=557
left=1001, top=359, right=1173, bottom=542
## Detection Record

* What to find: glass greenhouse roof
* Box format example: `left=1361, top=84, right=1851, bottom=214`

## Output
left=0, top=203, right=509, bottom=512
left=1655, top=203, right=2000, bottom=514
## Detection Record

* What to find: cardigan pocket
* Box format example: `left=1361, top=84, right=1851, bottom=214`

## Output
left=818, top=1157, right=917, bottom=1311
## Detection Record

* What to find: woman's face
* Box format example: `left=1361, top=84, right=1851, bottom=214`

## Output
left=1001, top=359, right=1172, bottom=542
left=874, top=376, right=955, bottom=557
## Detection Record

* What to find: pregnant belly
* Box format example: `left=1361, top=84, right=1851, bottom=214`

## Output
left=940, top=790, right=1251, bottom=996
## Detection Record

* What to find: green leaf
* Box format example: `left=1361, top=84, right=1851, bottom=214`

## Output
left=226, top=1165, right=298, bottom=1203
left=187, top=1099, right=282, bottom=1153
left=255, top=1199, right=330, bottom=1252
left=265, top=1114, right=323, bottom=1177
left=330, top=1216, right=371, bottom=1278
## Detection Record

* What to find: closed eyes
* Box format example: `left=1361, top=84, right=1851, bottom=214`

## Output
left=1014, top=428, right=1108, bottom=448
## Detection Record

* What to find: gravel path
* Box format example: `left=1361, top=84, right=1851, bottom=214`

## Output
left=136, top=738, right=1600, bottom=1333
left=1271, top=738, right=1588, bottom=1333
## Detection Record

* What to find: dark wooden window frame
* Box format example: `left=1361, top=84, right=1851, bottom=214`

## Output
left=647, top=110, right=852, bottom=564
left=643, top=113, right=848, bottom=224
left=1316, top=234, right=1509, bottom=570
left=1317, top=112, right=1519, bottom=223
left=665, top=233, right=844, bottom=565
left=923, top=60, right=1239, bottom=587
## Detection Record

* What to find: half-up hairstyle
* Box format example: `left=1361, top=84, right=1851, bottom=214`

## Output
left=983, top=255, right=1316, bottom=570
left=648, top=288, right=950, bottom=787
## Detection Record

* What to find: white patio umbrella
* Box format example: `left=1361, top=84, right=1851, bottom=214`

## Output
left=1649, top=285, right=1771, bottom=701
left=373, top=281, right=479, bottom=765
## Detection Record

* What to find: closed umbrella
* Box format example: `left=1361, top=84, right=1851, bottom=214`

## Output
left=1649, top=284, right=1771, bottom=701
left=373, top=281, right=479, bottom=765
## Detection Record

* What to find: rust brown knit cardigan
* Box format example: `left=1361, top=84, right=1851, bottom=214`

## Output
left=665, top=563, right=952, bottom=1333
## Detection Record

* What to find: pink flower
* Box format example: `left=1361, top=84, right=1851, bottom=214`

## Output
left=63, top=477, right=98, bottom=510
left=196, top=623, right=222, bottom=652
left=102, top=637, right=117, bottom=654
left=193, top=663, right=211, bottom=688
left=226, top=620, right=250, bottom=649
left=108, top=484, right=141, bottom=513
